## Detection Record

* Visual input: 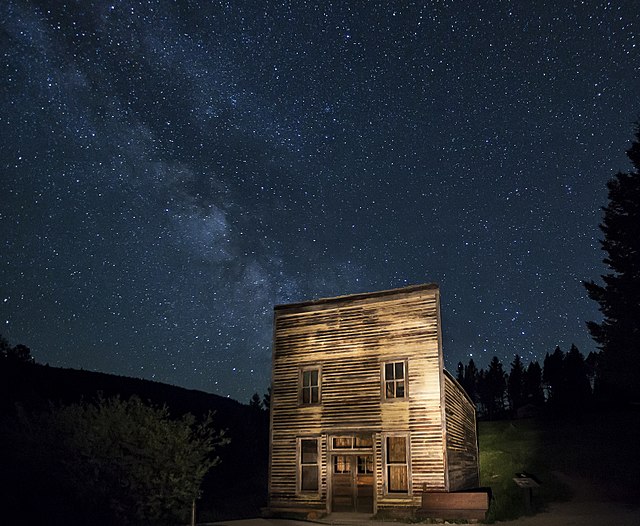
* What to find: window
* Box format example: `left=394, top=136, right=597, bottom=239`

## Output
left=357, top=455, right=374, bottom=474
left=299, top=438, right=319, bottom=492
left=333, top=455, right=351, bottom=473
left=301, top=368, right=320, bottom=404
left=384, top=361, right=406, bottom=399
left=331, top=435, right=373, bottom=450
left=385, top=436, right=408, bottom=493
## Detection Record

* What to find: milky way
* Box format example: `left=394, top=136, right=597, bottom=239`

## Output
left=1, top=1, right=639, bottom=401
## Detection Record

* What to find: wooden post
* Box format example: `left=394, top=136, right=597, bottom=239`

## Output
left=191, top=499, right=196, bottom=526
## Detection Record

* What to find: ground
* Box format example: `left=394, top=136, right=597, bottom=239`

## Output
left=494, top=472, right=639, bottom=526
left=208, top=474, right=640, bottom=526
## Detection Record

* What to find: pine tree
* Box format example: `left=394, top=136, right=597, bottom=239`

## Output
left=507, top=355, right=525, bottom=413
left=543, top=346, right=565, bottom=405
left=564, top=344, right=592, bottom=408
left=584, top=124, right=640, bottom=401
left=478, top=357, right=507, bottom=420
left=463, top=358, right=479, bottom=402
left=456, top=361, right=465, bottom=384
left=523, top=361, right=544, bottom=406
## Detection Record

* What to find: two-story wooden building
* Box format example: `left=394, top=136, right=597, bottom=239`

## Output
left=268, top=283, right=480, bottom=517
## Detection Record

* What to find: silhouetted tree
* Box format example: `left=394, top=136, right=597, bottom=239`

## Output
left=584, top=124, right=640, bottom=401
left=456, top=361, right=465, bottom=384
left=543, top=346, right=565, bottom=404
left=5, top=396, right=228, bottom=525
left=0, top=336, right=34, bottom=363
left=249, top=392, right=263, bottom=412
left=262, top=387, right=271, bottom=412
left=477, top=357, right=507, bottom=420
left=585, top=351, right=601, bottom=395
left=523, top=361, right=545, bottom=407
left=564, top=344, right=592, bottom=408
left=507, top=355, right=525, bottom=413
left=463, top=358, right=479, bottom=402
left=0, top=334, right=10, bottom=359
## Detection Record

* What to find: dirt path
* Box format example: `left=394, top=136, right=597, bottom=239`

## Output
left=210, top=474, right=640, bottom=526
left=495, top=472, right=640, bottom=526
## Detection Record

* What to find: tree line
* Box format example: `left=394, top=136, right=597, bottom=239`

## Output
left=461, top=121, right=640, bottom=417
left=456, top=345, right=597, bottom=420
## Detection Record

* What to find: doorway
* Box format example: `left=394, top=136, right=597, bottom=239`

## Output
left=331, top=454, right=374, bottom=513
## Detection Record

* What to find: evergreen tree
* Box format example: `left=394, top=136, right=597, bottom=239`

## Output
left=523, top=361, right=544, bottom=406
left=584, top=124, right=640, bottom=401
left=262, top=387, right=271, bottom=412
left=543, top=346, right=565, bottom=404
left=478, top=357, right=507, bottom=420
left=507, top=354, right=525, bottom=413
left=585, top=351, right=601, bottom=395
left=463, top=358, right=479, bottom=402
left=564, top=344, right=592, bottom=408
left=249, top=392, right=263, bottom=412
left=456, top=361, right=465, bottom=384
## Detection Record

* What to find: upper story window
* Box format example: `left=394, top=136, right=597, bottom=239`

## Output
left=301, top=367, right=320, bottom=404
left=384, top=361, right=406, bottom=399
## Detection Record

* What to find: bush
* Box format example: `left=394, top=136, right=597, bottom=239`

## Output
left=3, top=395, right=228, bottom=525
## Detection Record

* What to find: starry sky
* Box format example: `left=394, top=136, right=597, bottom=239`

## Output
left=1, top=1, right=639, bottom=402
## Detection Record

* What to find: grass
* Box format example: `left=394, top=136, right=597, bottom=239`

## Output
left=479, top=418, right=571, bottom=522
left=478, top=410, right=640, bottom=522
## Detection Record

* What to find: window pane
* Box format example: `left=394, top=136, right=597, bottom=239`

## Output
left=387, top=436, right=406, bottom=463
left=395, top=362, right=404, bottom=379
left=334, top=455, right=351, bottom=473
left=333, top=436, right=352, bottom=449
left=396, top=381, right=405, bottom=398
left=386, top=381, right=395, bottom=398
left=385, top=363, right=395, bottom=380
left=301, top=439, right=318, bottom=463
left=303, top=370, right=310, bottom=387
left=311, top=386, right=319, bottom=403
left=302, top=388, right=310, bottom=404
left=355, top=435, right=373, bottom=448
left=358, top=455, right=373, bottom=474
left=302, top=465, right=319, bottom=491
left=388, top=465, right=408, bottom=492
left=311, top=369, right=318, bottom=385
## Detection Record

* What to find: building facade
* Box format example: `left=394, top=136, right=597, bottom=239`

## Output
left=268, top=284, right=479, bottom=516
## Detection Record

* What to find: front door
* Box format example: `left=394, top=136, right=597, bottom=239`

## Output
left=331, top=455, right=374, bottom=513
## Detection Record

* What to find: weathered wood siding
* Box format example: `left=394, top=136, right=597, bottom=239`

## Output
left=269, top=285, right=449, bottom=512
left=443, top=371, right=480, bottom=490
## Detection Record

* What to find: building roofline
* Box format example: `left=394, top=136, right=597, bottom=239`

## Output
left=274, top=282, right=439, bottom=312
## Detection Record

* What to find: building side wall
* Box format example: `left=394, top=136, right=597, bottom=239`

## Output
left=269, top=287, right=448, bottom=512
left=443, top=372, right=480, bottom=490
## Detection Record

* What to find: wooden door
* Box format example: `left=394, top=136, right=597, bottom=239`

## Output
left=331, top=455, right=374, bottom=513
left=355, top=455, right=374, bottom=513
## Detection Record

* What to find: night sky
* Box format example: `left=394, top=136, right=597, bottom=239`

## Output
left=2, top=1, right=639, bottom=402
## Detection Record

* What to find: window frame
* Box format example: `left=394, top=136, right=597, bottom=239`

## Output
left=299, top=366, right=321, bottom=405
left=297, top=437, right=320, bottom=494
left=330, top=434, right=374, bottom=450
left=382, top=360, right=408, bottom=400
left=383, top=434, right=410, bottom=495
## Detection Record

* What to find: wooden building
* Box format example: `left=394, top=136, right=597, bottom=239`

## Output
left=268, top=284, right=480, bottom=517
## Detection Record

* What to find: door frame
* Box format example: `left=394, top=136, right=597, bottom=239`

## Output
left=329, top=453, right=374, bottom=513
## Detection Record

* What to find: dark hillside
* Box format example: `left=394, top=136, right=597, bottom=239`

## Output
left=0, top=359, right=243, bottom=418
left=0, top=359, right=269, bottom=522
